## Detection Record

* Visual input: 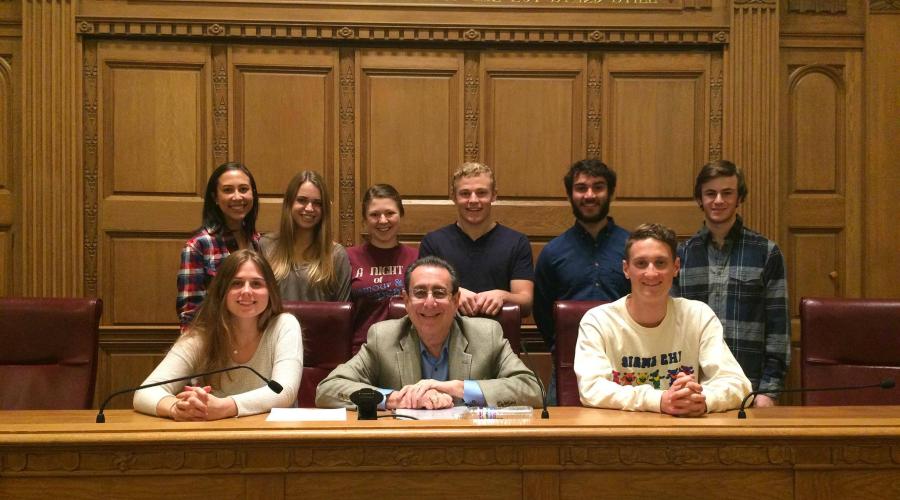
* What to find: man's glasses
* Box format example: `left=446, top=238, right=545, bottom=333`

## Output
left=410, top=288, right=451, bottom=301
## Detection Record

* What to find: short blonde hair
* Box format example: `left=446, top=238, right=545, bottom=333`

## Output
left=450, top=162, right=496, bottom=195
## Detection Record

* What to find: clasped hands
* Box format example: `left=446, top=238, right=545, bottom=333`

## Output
left=458, top=288, right=506, bottom=316
left=168, top=385, right=237, bottom=421
left=660, top=372, right=708, bottom=417
left=385, top=379, right=463, bottom=410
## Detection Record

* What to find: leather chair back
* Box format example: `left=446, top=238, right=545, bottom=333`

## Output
left=0, top=297, right=102, bottom=409
left=800, top=297, right=900, bottom=405
left=387, top=296, right=522, bottom=354
left=282, top=301, right=354, bottom=407
left=553, top=300, right=608, bottom=406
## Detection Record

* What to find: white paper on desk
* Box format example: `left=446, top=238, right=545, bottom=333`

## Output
left=393, top=406, right=468, bottom=420
left=266, top=407, right=347, bottom=422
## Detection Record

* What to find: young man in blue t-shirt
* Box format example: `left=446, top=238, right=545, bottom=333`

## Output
left=418, top=162, right=534, bottom=317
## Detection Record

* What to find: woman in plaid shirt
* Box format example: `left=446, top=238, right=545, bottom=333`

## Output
left=177, top=162, right=261, bottom=330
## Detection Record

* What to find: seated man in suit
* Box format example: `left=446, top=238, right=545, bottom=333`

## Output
left=316, top=256, right=542, bottom=410
left=575, top=223, right=751, bottom=416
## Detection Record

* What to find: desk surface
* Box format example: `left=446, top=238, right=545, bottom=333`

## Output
left=3, top=406, right=900, bottom=443
left=3, top=406, right=900, bottom=500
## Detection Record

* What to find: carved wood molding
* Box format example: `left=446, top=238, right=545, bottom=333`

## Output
left=4, top=441, right=899, bottom=473
left=338, top=48, right=355, bottom=247
left=788, top=0, right=847, bottom=13
left=211, top=46, right=229, bottom=166
left=463, top=51, right=480, bottom=162
left=725, top=1, right=779, bottom=237
left=83, top=41, right=100, bottom=297
left=75, top=21, right=729, bottom=45
left=23, top=0, right=82, bottom=296
left=122, top=0, right=712, bottom=9
left=870, top=0, right=900, bottom=12
left=708, top=56, right=723, bottom=162
left=586, top=54, right=602, bottom=160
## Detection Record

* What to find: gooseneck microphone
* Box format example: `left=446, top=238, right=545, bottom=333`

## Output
left=519, top=340, right=550, bottom=419
left=96, top=365, right=283, bottom=423
left=737, top=378, right=895, bottom=419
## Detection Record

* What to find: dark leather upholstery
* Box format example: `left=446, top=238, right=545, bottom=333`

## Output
left=0, top=297, right=102, bottom=410
left=387, top=296, right=522, bottom=354
left=553, top=300, right=608, bottom=406
left=282, top=301, right=354, bottom=408
left=800, top=297, right=900, bottom=405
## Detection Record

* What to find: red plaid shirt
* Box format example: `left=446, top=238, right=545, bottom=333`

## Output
left=176, top=227, right=260, bottom=329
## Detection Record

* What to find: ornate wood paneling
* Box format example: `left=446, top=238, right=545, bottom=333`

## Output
left=482, top=51, right=585, bottom=199
left=726, top=0, right=779, bottom=238
left=96, top=41, right=213, bottom=326
left=781, top=48, right=863, bottom=312
left=22, top=0, right=80, bottom=296
left=83, top=41, right=100, bottom=297
left=586, top=53, right=602, bottom=159
left=864, top=9, right=900, bottom=298
left=463, top=51, right=480, bottom=162
left=788, top=0, right=847, bottom=13
left=870, top=0, right=900, bottom=12
left=94, top=330, right=175, bottom=409
left=359, top=49, right=463, bottom=202
left=561, top=471, right=791, bottom=498
left=604, top=52, right=709, bottom=200
left=0, top=51, right=14, bottom=296
left=108, top=68, right=203, bottom=195
left=0, top=231, right=10, bottom=296
left=109, top=237, right=184, bottom=325
left=601, top=51, right=716, bottom=237
left=790, top=68, right=840, bottom=192
left=231, top=45, right=339, bottom=201
left=74, top=20, right=730, bottom=47
left=338, top=47, right=355, bottom=246
left=4, top=406, right=900, bottom=499
left=789, top=232, right=840, bottom=316
left=15, top=0, right=883, bottom=405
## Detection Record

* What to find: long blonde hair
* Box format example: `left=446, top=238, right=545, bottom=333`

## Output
left=187, top=249, right=283, bottom=385
left=266, top=170, right=338, bottom=290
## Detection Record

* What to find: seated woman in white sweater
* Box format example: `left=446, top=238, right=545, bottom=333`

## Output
left=134, top=249, right=302, bottom=420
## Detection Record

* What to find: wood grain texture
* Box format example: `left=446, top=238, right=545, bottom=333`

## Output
left=21, top=0, right=80, bottom=296
left=864, top=12, right=900, bottom=298
left=482, top=51, right=585, bottom=198
left=0, top=47, right=15, bottom=296
left=726, top=0, right=779, bottom=238
left=603, top=52, right=710, bottom=200
left=0, top=0, right=889, bottom=404
left=231, top=45, right=338, bottom=197
left=2, top=407, right=900, bottom=499
left=359, top=49, right=463, bottom=200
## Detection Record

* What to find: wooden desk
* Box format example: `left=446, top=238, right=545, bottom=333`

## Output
left=2, top=407, right=899, bottom=499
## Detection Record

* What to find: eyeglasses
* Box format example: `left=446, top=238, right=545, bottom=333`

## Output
left=410, top=287, right=451, bottom=301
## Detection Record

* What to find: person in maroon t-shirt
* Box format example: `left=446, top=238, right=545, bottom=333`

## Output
left=347, top=184, right=418, bottom=354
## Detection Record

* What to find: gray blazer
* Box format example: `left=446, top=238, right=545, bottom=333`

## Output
left=315, top=316, right=542, bottom=408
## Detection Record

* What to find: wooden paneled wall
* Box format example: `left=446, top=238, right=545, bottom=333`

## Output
left=87, top=42, right=723, bottom=319
left=0, top=1, right=897, bottom=409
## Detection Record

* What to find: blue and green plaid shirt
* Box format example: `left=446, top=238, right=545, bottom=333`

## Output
left=673, top=216, right=790, bottom=394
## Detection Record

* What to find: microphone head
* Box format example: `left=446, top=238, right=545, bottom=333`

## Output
left=881, top=379, right=896, bottom=389
left=268, top=380, right=284, bottom=393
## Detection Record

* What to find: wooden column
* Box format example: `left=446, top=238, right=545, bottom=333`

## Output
left=725, top=0, right=779, bottom=236
left=21, top=0, right=81, bottom=296
left=864, top=0, right=900, bottom=297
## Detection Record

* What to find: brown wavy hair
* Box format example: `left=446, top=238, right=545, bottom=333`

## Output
left=186, top=249, right=283, bottom=386
left=265, top=170, right=339, bottom=291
